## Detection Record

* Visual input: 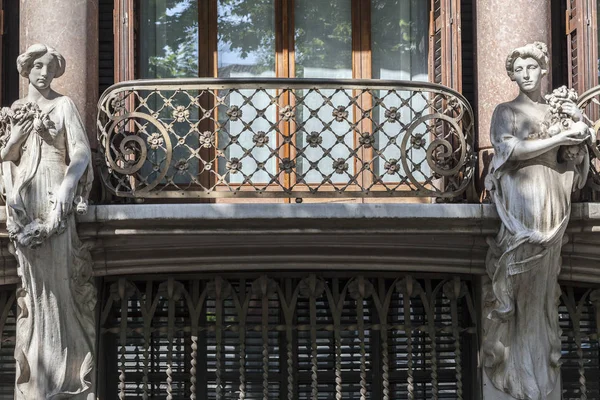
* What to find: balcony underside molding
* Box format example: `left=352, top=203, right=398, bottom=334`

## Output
left=0, top=203, right=599, bottom=284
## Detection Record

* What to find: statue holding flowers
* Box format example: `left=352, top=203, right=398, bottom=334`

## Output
left=0, top=44, right=95, bottom=399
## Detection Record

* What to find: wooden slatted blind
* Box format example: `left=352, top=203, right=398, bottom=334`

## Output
left=567, top=0, right=598, bottom=93
left=98, top=274, right=478, bottom=400
left=429, top=0, right=462, bottom=91
left=113, top=0, right=135, bottom=83
left=99, top=0, right=115, bottom=94
left=560, top=285, right=600, bottom=398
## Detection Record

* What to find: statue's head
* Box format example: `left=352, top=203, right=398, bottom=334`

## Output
left=505, top=42, right=549, bottom=93
left=16, top=44, right=66, bottom=91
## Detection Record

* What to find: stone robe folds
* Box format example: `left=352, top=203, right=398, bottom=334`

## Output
left=483, top=103, right=588, bottom=400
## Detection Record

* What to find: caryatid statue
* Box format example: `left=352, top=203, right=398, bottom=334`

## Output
left=0, top=44, right=95, bottom=399
left=483, top=42, right=591, bottom=399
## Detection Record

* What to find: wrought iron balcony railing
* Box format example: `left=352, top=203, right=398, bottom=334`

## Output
left=578, top=85, right=600, bottom=191
left=97, top=78, right=475, bottom=199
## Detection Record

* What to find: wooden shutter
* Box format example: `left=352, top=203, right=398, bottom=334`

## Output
left=429, top=0, right=462, bottom=91
left=113, top=0, right=135, bottom=82
left=567, top=0, right=598, bottom=93
left=99, top=0, right=115, bottom=94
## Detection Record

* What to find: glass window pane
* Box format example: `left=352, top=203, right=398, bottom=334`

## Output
left=139, top=0, right=199, bottom=78
left=371, top=0, right=429, bottom=182
left=139, top=1, right=200, bottom=185
left=294, top=0, right=353, bottom=184
left=217, top=0, right=276, bottom=184
left=217, top=0, right=275, bottom=78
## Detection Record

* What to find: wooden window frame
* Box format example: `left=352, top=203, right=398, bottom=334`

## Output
left=113, top=0, right=462, bottom=88
left=111, top=0, right=463, bottom=200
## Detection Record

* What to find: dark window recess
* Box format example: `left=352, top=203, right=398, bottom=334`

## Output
left=551, top=0, right=568, bottom=88
left=99, top=0, right=114, bottom=95
left=461, top=0, right=475, bottom=110
left=1, top=0, right=19, bottom=107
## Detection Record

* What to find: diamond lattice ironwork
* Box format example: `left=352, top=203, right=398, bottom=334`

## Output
left=97, top=78, right=475, bottom=199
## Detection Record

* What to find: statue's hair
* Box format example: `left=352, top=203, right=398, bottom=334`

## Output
left=16, top=44, right=66, bottom=79
left=505, top=42, right=549, bottom=80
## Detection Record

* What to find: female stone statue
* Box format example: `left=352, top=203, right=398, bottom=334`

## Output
left=0, top=44, right=95, bottom=399
left=483, top=42, right=590, bottom=399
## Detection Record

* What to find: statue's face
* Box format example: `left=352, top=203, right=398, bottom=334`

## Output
left=28, top=53, right=57, bottom=91
left=512, top=57, right=543, bottom=93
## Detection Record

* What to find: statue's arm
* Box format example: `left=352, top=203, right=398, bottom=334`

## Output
left=510, top=136, right=562, bottom=161
left=491, top=104, right=587, bottom=162
left=51, top=98, right=92, bottom=224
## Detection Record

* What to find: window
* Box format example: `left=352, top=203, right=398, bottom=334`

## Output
left=114, top=0, right=463, bottom=88
left=107, top=0, right=467, bottom=196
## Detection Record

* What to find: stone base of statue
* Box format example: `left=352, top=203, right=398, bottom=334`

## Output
left=482, top=367, right=561, bottom=400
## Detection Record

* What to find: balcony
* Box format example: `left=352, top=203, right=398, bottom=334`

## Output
left=97, top=78, right=475, bottom=201
left=2, top=79, right=600, bottom=397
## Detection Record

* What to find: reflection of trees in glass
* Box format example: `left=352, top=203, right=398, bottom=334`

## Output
left=143, top=0, right=198, bottom=78
left=218, top=0, right=275, bottom=74
left=371, top=0, right=428, bottom=73
left=294, top=0, right=352, bottom=76
left=143, top=0, right=427, bottom=78
left=149, top=26, right=199, bottom=77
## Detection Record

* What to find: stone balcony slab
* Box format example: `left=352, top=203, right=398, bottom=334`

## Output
left=0, top=203, right=597, bottom=285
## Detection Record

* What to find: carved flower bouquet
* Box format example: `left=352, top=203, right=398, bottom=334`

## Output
left=541, top=86, right=587, bottom=162
left=0, top=107, right=14, bottom=148
left=9, top=102, right=57, bottom=144
left=0, top=103, right=65, bottom=248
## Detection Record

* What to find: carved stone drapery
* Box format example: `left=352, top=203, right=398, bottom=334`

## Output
left=482, top=42, right=591, bottom=400
left=0, top=44, right=95, bottom=399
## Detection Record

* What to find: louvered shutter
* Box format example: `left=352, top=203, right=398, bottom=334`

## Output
left=113, top=0, right=135, bottom=82
left=99, top=0, right=115, bottom=94
left=429, top=0, right=462, bottom=91
left=567, top=0, right=598, bottom=93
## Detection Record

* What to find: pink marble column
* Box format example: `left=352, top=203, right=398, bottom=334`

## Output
left=475, top=0, right=552, bottom=191
left=19, top=0, right=99, bottom=147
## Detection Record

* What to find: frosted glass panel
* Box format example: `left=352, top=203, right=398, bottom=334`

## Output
left=295, top=0, right=353, bottom=183
left=371, top=0, right=429, bottom=181
left=140, top=0, right=199, bottom=78
left=217, top=0, right=276, bottom=184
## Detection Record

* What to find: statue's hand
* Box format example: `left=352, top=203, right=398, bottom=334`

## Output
left=52, top=183, right=76, bottom=224
left=555, top=123, right=589, bottom=146
left=560, top=101, right=584, bottom=122
left=10, top=118, right=34, bottom=141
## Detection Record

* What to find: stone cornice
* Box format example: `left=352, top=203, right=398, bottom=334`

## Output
left=0, top=203, right=598, bottom=285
